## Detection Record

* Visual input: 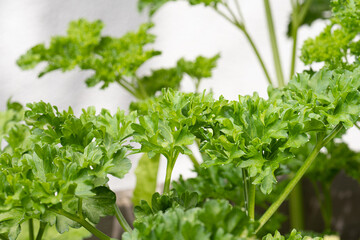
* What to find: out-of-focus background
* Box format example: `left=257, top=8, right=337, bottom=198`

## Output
left=0, top=0, right=358, bottom=192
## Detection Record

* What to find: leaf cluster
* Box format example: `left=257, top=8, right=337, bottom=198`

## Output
left=139, top=54, right=220, bottom=96
left=17, top=19, right=219, bottom=98
left=123, top=199, right=255, bottom=240
left=17, top=19, right=158, bottom=90
left=262, top=229, right=322, bottom=240
left=301, top=0, right=360, bottom=69
left=0, top=102, right=135, bottom=238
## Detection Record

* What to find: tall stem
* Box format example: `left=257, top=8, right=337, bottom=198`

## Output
left=114, top=204, right=132, bottom=233
left=35, top=222, right=47, bottom=240
left=29, top=219, right=34, bottom=240
left=256, top=124, right=343, bottom=233
left=263, top=0, right=285, bottom=87
left=242, top=169, right=249, bottom=216
left=323, top=183, right=333, bottom=231
left=289, top=0, right=313, bottom=79
left=248, top=178, right=256, bottom=221
left=163, top=158, right=174, bottom=194
left=289, top=182, right=304, bottom=230
left=49, top=209, right=112, bottom=240
left=289, top=27, right=298, bottom=79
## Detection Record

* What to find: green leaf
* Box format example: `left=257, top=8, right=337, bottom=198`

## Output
left=55, top=215, right=81, bottom=234
left=287, top=0, right=331, bottom=38
left=17, top=19, right=160, bottom=90
left=126, top=199, right=254, bottom=240
left=82, top=186, right=116, bottom=224
left=0, top=208, right=25, bottom=240
left=132, top=153, right=161, bottom=205
left=17, top=219, right=91, bottom=240
left=300, top=0, right=360, bottom=69
left=262, top=229, right=323, bottom=240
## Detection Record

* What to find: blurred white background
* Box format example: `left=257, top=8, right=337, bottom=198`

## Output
left=1, top=0, right=357, bottom=192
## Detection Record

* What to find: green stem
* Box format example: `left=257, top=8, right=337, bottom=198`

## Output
left=223, top=2, right=242, bottom=26
left=323, top=183, right=333, bottom=231
left=289, top=0, right=313, bottom=79
left=289, top=181, right=304, bottom=230
left=78, top=198, right=83, bottom=219
left=242, top=169, right=249, bottom=216
left=312, top=181, right=331, bottom=231
left=242, top=29, right=273, bottom=86
left=289, top=25, right=298, bottom=79
left=114, top=203, right=132, bottom=233
left=163, top=151, right=179, bottom=194
left=213, top=8, right=273, bottom=86
left=194, top=78, right=201, bottom=93
left=263, top=0, right=285, bottom=87
left=248, top=178, right=256, bottom=221
left=163, top=165, right=173, bottom=194
left=233, top=0, right=244, bottom=22
left=29, top=219, right=34, bottom=240
left=188, top=152, right=200, bottom=169
left=115, top=78, right=139, bottom=99
left=256, top=123, right=343, bottom=233
left=49, top=209, right=112, bottom=240
left=135, top=77, right=149, bottom=99
left=35, top=222, right=47, bottom=240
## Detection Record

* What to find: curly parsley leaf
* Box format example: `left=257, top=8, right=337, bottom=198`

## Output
left=301, top=0, right=360, bottom=69
left=0, top=102, right=134, bottom=237
left=262, top=229, right=323, bottom=240
left=17, top=19, right=160, bottom=90
left=139, top=54, right=220, bottom=95
left=124, top=199, right=255, bottom=240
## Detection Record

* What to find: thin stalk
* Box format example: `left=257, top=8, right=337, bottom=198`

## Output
left=242, top=30, right=273, bottom=86
left=187, top=152, right=200, bottom=169
left=115, top=78, right=139, bottom=99
left=35, top=222, right=47, bottom=240
left=289, top=0, right=313, bottom=78
left=263, top=0, right=285, bottom=87
left=289, top=182, right=304, bottom=230
left=248, top=178, right=256, bottom=221
left=289, top=26, right=298, bottom=79
left=114, top=203, right=132, bottom=233
left=255, top=123, right=343, bottom=233
left=311, top=181, right=331, bottom=231
left=214, top=8, right=237, bottom=26
left=233, top=0, right=244, bottom=22
left=213, top=8, right=273, bottom=85
left=223, top=2, right=242, bottom=26
left=49, top=209, right=112, bottom=240
left=195, top=79, right=201, bottom=93
left=323, top=183, right=333, bottom=231
left=135, top=77, right=149, bottom=99
left=29, top=219, right=34, bottom=240
left=242, top=169, right=249, bottom=216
